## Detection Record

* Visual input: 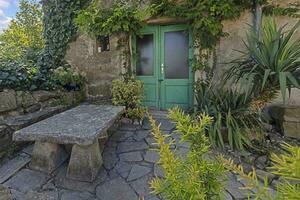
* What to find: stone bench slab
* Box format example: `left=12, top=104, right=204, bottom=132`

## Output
left=13, top=105, right=124, bottom=146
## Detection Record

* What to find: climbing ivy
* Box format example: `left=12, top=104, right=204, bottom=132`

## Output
left=38, top=0, right=88, bottom=71
left=263, top=4, right=300, bottom=18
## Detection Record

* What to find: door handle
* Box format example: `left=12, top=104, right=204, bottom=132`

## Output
left=161, top=63, right=164, bottom=74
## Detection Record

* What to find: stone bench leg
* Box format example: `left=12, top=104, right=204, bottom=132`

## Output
left=66, top=141, right=103, bottom=182
left=30, top=142, right=68, bottom=174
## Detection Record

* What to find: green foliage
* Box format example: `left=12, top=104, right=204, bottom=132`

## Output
left=263, top=4, right=300, bottom=18
left=149, top=0, right=262, bottom=49
left=0, top=0, right=44, bottom=61
left=53, top=66, right=86, bottom=91
left=149, top=107, right=225, bottom=200
left=38, top=0, right=87, bottom=71
left=222, top=142, right=300, bottom=200
left=111, top=78, right=146, bottom=121
left=226, top=19, right=300, bottom=104
left=195, top=80, right=262, bottom=151
left=75, top=0, right=145, bottom=37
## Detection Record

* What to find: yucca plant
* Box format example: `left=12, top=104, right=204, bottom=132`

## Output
left=226, top=18, right=300, bottom=104
left=195, top=80, right=261, bottom=151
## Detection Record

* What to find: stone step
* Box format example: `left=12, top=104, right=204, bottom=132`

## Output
left=0, top=153, right=30, bottom=184
left=3, top=106, right=67, bottom=131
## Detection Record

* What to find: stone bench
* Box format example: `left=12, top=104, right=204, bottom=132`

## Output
left=13, top=104, right=124, bottom=182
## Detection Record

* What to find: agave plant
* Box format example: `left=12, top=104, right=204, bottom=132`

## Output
left=195, top=80, right=261, bottom=150
left=226, top=18, right=300, bottom=104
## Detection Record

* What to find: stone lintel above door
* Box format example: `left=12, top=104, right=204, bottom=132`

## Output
left=145, top=17, right=188, bottom=26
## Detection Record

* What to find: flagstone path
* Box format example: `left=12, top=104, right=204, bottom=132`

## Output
left=0, top=111, right=265, bottom=200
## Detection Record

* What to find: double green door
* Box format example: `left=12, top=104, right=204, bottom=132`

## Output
left=133, top=25, right=193, bottom=110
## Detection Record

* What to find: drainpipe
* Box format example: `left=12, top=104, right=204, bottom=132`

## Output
left=253, top=0, right=263, bottom=34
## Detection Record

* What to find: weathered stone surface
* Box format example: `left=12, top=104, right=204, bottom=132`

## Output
left=154, top=165, right=164, bottom=178
left=129, top=175, right=151, bottom=198
left=21, top=144, right=34, bottom=155
left=60, top=190, right=95, bottom=200
left=30, top=142, right=68, bottom=174
left=55, top=165, right=107, bottom=193
left=24, top=104, right=41, bottom=114
left=0, top=90, right=17, bottom=113
left=6, top=106, right=66, bottom=131
left=144, top=151, right=159, bottom=163
left=4, top=169, right=50, bottom=192
left=120, top=152, right=143, bottom=162
left=114, top=161, right=132, bottom=179
left=103, top=151, right=118, bottom=170
left=0, top=153, right=30, bottom=183
left=67, top=142, right=102, bottom=182
left=283, top=121, right=300, bottom=139
left=32, top=91, right=58, bottom=102
left=96, top=177, right=138, bottom=200
left=117, top=141, right=148, bottom=153
left=0, top=184, right=12, bottom=200
left=16, top=91, right=37, bottom=108
left=127, top=165, right=151, bottom=181
left=133, top=130, right=150, bottom=141
left=225, top=173, right=252, bottom=199
left=0, top=125, right=12, bottom=152
left=22, top=191, right=58, bottom=200
left=13, top=105, right=124, bottom=145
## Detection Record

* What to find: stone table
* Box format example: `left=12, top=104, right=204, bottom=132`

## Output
left=13, top=104, right=124, bottom=182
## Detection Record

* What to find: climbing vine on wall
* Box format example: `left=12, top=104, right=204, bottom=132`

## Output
left=38, top=0, right=88, bottom=71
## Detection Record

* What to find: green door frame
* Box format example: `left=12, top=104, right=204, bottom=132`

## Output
left=132, top=24, right=194, bottom=110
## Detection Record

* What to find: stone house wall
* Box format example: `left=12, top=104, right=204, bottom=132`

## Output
left=65, top=0, right=300, bottom=105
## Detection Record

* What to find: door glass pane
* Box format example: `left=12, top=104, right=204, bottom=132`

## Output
left=164, top=31, right=189, bottom=79
left=136, top=34, right=154, bottom=76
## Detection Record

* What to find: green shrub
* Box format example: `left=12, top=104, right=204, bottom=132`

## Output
left=0, top=0, right=44, bottom=61
left=222, top=142, right=300, bottom=199
left=195, top=80, right=262, bottom=151
left=226, top=18, right=300, bottom=104
left=149, top=107, right=225, bottom=200
left=53, top=66, right=86, bottom=91
left=111, top=78, right=146, bottom=121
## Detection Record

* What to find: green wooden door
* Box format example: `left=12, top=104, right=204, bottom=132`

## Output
left=133, top=25, right=193, bottom=110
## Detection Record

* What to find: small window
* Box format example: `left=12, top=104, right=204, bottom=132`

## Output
left=97, top=35, right=110, bottom=53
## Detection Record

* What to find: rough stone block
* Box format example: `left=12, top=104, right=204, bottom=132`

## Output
left=16, top=91, right=37, bottom=108
left=32, top=91, right=58, bottom=102
left=0, top=184, right=12, bottom=200
left=268, top=104, right=300, bottom=138
left=0, top=90, right=17, bottom=113
left=30, top=142, right=68, bottom=174
left=283, top=121, right=300, bottom=139
left=67, top=142, right=103, bottom=182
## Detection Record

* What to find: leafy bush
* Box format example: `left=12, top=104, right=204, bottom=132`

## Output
left=75, top=0, right=144, bottom=37
left=222, top=142, right=300, bottom=199
left=195, top=80, right=262, bottom=151
left=54, top=66, right=86, bottom=91
left=0, top=0, right=44, bottom=61
left=226, top=18, right=300, bottom=104
left=149, top=107, right=225, bottom=200
left=111, top=78, right=146, bottom=121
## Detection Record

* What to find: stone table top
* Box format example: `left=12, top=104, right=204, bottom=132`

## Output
left=13, top=105, right=124, bottom=145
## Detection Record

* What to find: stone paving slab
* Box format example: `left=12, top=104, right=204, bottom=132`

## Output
left=0, top=153, right=30, bottom=184
left=0, top=110, right=272, bottom=200
left=13, top=105, right=124, bottom=145
left=4, top=169, right=50, bottom=193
